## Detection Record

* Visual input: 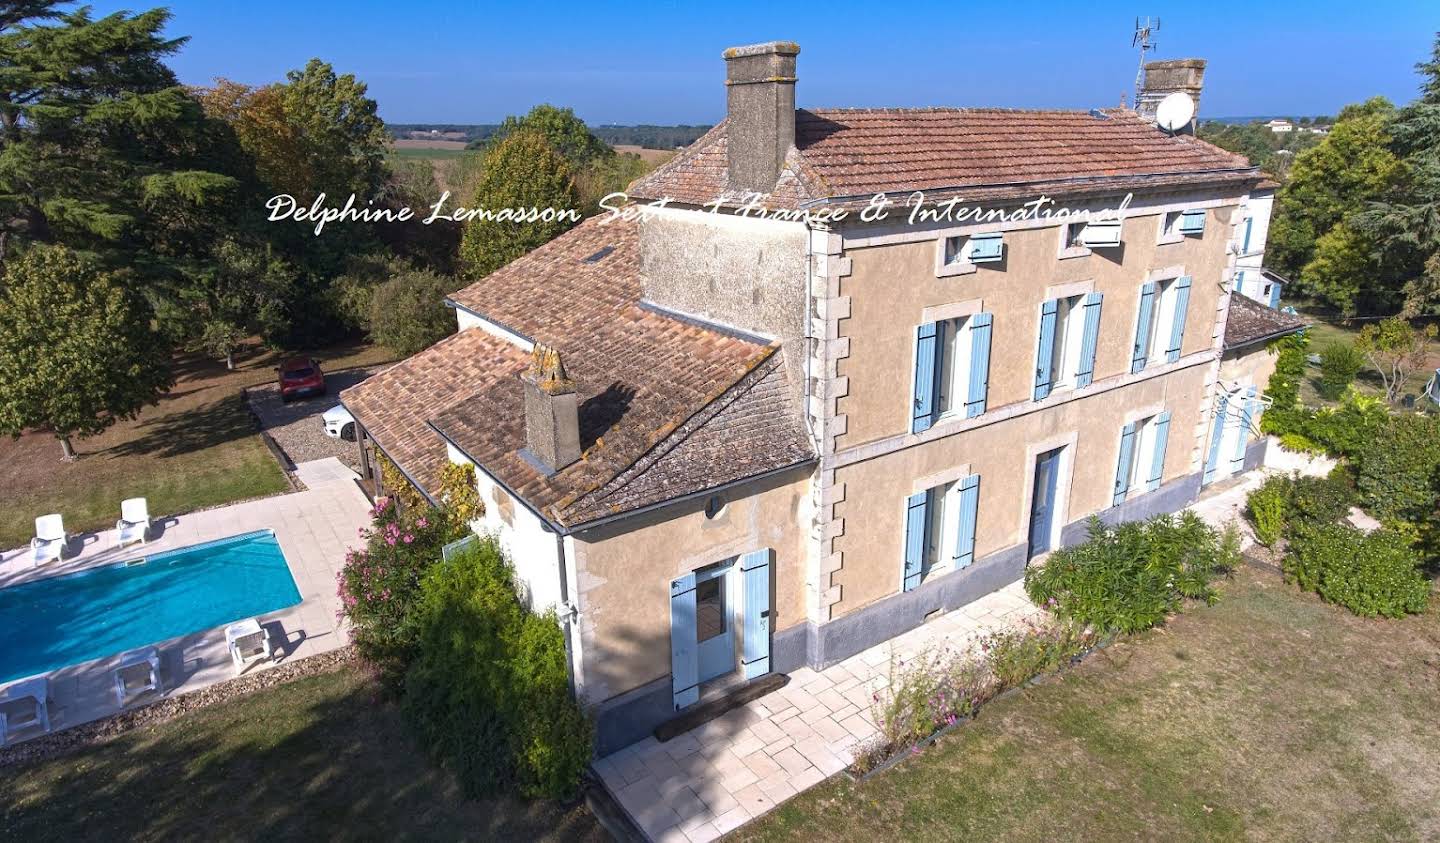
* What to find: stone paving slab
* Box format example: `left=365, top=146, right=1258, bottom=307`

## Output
left=0, top=463, right=370, bottom=745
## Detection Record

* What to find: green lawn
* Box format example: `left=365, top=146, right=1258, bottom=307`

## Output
left=1, top=663, right=604, bottom=841
left=737, top=569, right=1440, bottom=842
left=1, top=340, right=394, bottom=549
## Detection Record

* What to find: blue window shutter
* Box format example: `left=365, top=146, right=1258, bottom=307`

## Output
left=1165, top=276, right=1192, bottom=363
left=1131, top=282, right=1157, bottom=374
left=739, top=550, right=771, bottom=680
left=1231, top=387, right=1257, bottom=471
left=1034, top=300, right=1059, bottom=400
left=1075, top=292, right=1104, bottom=387
left=903, top=492, right=929, bottom=592
left=1113, top=421, right=1137, bottom=506
left=1242, top=217, right=1254, bottom=252
left=965, top=313, right=993, bottom=417
left=969, top=233, right=1004, bottom=262
left=912, top=323, right=939, bottom=433
left=1203, top=394, right=1230, bottom=484
left=1146, top=411, right=1172, bottom=492
left=1269, top=281, right=1282, bottom=309
left=1179, top=209, right=1206, bottom=234
left=669, top=573, right=699, bottom=709
left=1234, top=270, right=1246, bottom=293
left=953, top=474, right=980, bottom=569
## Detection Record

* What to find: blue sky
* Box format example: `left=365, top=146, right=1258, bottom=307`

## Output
left=87, top=1, right=1436, bottom=123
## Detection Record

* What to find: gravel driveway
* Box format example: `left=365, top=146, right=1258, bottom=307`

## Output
left=247, top=366, right=386, bottom=471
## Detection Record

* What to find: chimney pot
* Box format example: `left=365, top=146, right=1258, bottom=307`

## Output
left=1136, top=58, right=1206, bottom=134
left=521, top=344, right=580, bottom=473
left=723, top=41, right=800, bottom=194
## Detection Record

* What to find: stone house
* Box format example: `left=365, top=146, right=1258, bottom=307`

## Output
left=341, top=44, right=1304, bottom=754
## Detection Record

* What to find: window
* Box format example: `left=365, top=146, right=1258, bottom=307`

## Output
left=912, top=313, right=993, bottom=432
left=1162, top=209, right=1206, bottom=239
left=903, top=474, right=981, bottom=591
left=1064, top=222, right=1088, bottom=250
left=1113, top=411, right=1172, bottom=505
left=940, top=233, right=1004, bottom=274
left=1034, top=292, right=1102, bottom=400
left=1130, top=276, right=1192, bottom=373
left=1072, top=220, right=1122, bottom=248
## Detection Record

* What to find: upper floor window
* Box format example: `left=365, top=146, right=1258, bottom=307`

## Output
left=939, top=233, right=1005, bottom=276
left=1034, top=292, right=1103, bottom=400
left=912, top=313, right=993, bottom=433
left=1130, top=275, right=1193, bottom=374
left=1066, top=220, right=1122, bottom=250
left=902, top=473, right=981, bottom=592
left=1113, top=411, right=1172, bottom=505
left=1161, top=209, right=1207, bottom=239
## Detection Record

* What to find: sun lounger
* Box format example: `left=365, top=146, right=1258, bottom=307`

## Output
left=0, top=676, right=52, bottom=746
left=116, top=497, right=151, bottom=548
left=113, top=647, right=163, bottom=706
left=30, top=514, right=66, bottom=566
left=226, top=618, right=274, bottom=673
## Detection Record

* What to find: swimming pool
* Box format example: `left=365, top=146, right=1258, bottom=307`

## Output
left=0, top=530, right=301, bottom=684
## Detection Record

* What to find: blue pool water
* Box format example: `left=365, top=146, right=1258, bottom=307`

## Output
left=0, top=530, right=301, bottom=684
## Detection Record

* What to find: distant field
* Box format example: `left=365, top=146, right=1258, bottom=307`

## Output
left=614, top=144, right=677, bottom=163
left=393, top=139, right=469, bottom=151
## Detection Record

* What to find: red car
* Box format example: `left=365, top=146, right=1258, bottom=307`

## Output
left=277, top=357, right=326, bottom=402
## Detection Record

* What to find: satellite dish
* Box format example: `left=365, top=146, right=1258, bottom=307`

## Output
left=1155, top=92, right=1195, bottom=133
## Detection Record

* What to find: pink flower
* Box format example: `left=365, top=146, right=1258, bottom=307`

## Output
left=385, top=535, right=397, bottom=547
left=402, top=533, right=414, bottom=544
left=416, top=516, right=429, bottom=528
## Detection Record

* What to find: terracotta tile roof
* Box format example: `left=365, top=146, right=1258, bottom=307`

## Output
left=345, top=215, right=814, bottom=528
left=340, top=328, right=530, bottom=498
left=1223, top=291, right=1308, bottom=350
left=628, top=108, right=1261, bottom=209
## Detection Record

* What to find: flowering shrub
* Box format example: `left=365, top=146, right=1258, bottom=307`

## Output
left=337, top=496, right=467, bottom=683
left=851, top=616, right=1097, bottom=775
left=1285, top=524, right=1431, bottom=618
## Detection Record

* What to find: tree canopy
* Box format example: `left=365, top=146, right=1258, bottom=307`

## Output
left=458, top=131, right=578, bottom=279
left=0, top=246, right=172, bottom=458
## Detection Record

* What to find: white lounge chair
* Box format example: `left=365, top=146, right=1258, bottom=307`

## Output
left=113, top=647, right=163, bottom=706
left=30, top=514, right=66, bottom=566
left=226, top=618, right=274, bottom=673
left=115, top=497, right=151, bottom=548
left=0, top=676, right=51, bottom=746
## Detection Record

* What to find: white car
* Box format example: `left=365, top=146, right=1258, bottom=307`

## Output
left=321, top=404, right=356, bottom=441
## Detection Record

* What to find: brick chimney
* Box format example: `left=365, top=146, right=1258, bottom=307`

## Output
left=1136, top=58, right=1205, bottom=134
left=723, top=41, right=800, bottom=193
left=521, top=344, right=580, bottom=473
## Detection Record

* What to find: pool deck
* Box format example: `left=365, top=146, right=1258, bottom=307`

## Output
left=0, top=458, right=371, bottom=746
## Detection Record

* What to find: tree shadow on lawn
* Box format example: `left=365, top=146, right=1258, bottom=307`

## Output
left=2, top=669, right=604, bottom=842
left=106, top=393, right=259, bottom=460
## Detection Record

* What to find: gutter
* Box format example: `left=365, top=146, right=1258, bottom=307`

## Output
left=442, top=298, right=535, bottom=345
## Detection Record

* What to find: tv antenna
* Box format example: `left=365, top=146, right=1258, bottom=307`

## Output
left=1132, top=16, right=1160, bottom=98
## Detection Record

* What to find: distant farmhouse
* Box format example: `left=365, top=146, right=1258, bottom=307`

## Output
left=343, top=43, right=1304, bottom=754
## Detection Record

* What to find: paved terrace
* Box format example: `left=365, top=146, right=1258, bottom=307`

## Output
left=597, top=440, right=1326, bottom=842
left=0, top=458, right=370, bottom=745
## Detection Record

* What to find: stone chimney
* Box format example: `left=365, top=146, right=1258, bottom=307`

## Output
left=521, top=344, right=580, bottom=473
left=1136, top=58, right=1206, bottom=134
left=723, top=41, right=800, bottom=193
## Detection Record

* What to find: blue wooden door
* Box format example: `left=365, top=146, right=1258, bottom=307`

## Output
left=1028, top=448, right=1062, bottom=558
left=694, top=562, right=736, bottom=683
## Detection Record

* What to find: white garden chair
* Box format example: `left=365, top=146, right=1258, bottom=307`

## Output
left=30, top=514, right=67, bottom=566
left=226, top=618, right=274, bottom=674
left=116, top=497, right=151, bottom=548
left=113, top=647, right=163, bottom=706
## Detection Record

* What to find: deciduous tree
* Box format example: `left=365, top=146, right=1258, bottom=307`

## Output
left=458, top=132, right=578, bottom=278
left=0, top=247, right=172, bottom=459
left=1355, top=316, right=1438, bottom=404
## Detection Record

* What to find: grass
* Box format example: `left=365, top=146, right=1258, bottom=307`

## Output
left=0, top=663, right=603, bottom=841
left=0, top=339, right=396, bottom=549
left=389, top=146, right=470, bottom=161
left=736, top=568, right=1440, bottom=842
left=1293, top=312, right=1439, bottom=407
